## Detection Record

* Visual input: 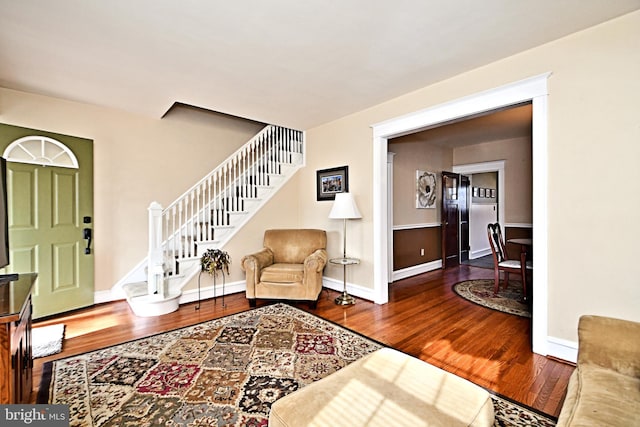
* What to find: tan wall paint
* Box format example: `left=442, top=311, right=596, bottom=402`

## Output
left=454, top=136, right=532, bottom=223
left=1, top=11, right=637, bottom=342
left=304, top=11, right=640, bottom=342
left=389, top=138, right=452, bottom=226
left=0, top=87, right=270, bottom=292
left=191, top=177, right=301, bottom=289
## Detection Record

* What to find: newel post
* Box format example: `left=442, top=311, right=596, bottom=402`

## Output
left=148, top=201, right=165, bottom=297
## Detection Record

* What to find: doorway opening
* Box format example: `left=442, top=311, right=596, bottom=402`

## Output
left=372, top=73, right=550, bottom=355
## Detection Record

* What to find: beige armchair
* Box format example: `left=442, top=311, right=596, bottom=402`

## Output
left=241, top=229, right=328, bottom=308
left=557, top=315, right=640, bottom=426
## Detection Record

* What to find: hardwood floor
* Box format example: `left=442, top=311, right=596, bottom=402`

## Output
left=31, top=264, right=573, bottom=417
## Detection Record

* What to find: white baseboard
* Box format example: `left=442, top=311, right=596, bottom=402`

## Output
left=322, top=276, right=377, bottom=302
left=179, top=280, right=245, bottom=304
left=94, top=280, right=247, bottom=306
left=391, top=260, right=442, bottom=282
left=470, top=248, right=492, bottom=259
left=94, top=289, right=122, bottom=304
left=546, top=336, right=578, bottom=364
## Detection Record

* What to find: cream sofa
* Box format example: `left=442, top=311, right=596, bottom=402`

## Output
left=557, top=315, right=640, bottom=426
left=241, top=229, right=327, bottom=308
left=269, top=348, right=495, bottom=427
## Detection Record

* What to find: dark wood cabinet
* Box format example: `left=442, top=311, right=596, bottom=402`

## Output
left=0, top=273, right=36, bottom=404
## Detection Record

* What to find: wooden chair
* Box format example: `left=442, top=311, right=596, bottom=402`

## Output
left=487, top=223, right=527, bottom=296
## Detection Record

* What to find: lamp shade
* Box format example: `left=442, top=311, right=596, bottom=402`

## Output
left=329, top=192, right=362, bottom=219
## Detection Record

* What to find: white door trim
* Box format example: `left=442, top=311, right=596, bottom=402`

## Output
left=372, top=73, right=550, bottom=356
left=453, top=160, right=506, bottom=255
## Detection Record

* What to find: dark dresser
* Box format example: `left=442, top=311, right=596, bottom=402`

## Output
left=0, top=273, right=37, bottom=403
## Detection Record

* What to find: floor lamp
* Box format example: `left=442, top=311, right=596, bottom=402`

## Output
left=329, top=192, right=362, bottom=305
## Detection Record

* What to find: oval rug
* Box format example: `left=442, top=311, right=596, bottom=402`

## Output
left=453, top=279, right=530, bottom=318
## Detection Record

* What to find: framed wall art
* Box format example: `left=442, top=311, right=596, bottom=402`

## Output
left=416, top=170, right=437, bottom=208
left=316, top=165, right=349, bottom=201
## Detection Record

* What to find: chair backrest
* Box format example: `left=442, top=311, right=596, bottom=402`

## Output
left=263, top=229, right=327, bottom=264
left=487, top=223, right=507, bottom=262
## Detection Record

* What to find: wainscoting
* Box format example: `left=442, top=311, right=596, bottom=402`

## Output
left=392, top=224, right=442, bottom=281
left=392, top=223, right=532, bottom=281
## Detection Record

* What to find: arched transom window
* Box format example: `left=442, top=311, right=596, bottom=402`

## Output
left=3, top=136, right=79, bottom=169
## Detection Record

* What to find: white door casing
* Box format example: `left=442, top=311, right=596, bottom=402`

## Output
left=372, top=73, right=550, bottom=356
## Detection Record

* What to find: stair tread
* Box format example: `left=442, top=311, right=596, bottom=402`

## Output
left=122, top=281, right=148, bottom=298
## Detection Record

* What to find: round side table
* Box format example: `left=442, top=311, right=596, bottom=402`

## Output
left=330, top=257, right=359, bottom=305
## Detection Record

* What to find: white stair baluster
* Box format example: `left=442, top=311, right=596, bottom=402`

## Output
left=125, top=125, right=304, bottom=317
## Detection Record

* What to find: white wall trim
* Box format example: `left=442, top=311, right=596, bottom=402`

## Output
left=372, top=72, right=551, bottom=356
left=505, top=223, right=533, bottom=228
left=547, top=336, right=578, bottom=364
left=453, top=160, right=505, bottom=227
left=323, top=276, right=377, bottom=302
left=387, top=152, right=396, bottom=283
left=94, top=290, right=118, bottom=304
left=393, top=260, right=443, bottom=282
left=99, top=276, right=382, bottom=308
left=470, top=248, right=492, bottom=259
left=393, top=222, right=440, bottom=230
left=179, top=280, right=246, bottom=304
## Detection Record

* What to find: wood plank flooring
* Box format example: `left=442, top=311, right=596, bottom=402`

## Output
left=31, top=264, right=574, bottom=417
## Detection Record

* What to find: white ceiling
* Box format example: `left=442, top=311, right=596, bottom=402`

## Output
left=1, top=1, right=638, bottom=130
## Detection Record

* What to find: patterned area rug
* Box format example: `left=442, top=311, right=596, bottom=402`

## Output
left=453, top=279, right=531, bottom=318
left=39, top=303, right=553, bottom=426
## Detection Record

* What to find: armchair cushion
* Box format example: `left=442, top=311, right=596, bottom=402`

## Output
left=261, top=264, right=304, bottom=283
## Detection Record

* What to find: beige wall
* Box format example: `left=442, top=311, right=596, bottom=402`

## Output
left=389, top=138, right=453, bottom=226
left=304, top=11, right=640, bottom=342
left=1, top=10, right=638, bottom=345
left=388, top=133, right=532, bottom=227
left=0, top=88, right=269, bottom=292
left=455, top=136, right=532, bottom=223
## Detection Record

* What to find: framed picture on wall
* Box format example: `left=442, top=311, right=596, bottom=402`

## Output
left=490, top=189, right=496, bottom=198
left=316, top=166, right=349, bottom=201
left=479, top=188, right=486, bottom=198
left=472, top=187, right=478, bottom=197
left=416, top=170, right=437, bottom=208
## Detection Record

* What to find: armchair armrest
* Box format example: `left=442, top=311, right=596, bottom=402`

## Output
left=578, top=315, right=640, bottom=377
left=304, top=248, right=328, bottom=272
left=241, top=248, right=274, bottom=298
left=241, top=248, right=274, bottom=272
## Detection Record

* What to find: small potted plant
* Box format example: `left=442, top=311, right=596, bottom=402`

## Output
left=200, top=248, right=231, bottom=277
left=197, top=249, right=231, bottom=309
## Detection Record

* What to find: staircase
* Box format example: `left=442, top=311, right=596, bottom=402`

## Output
left=115, top=125, right=304, bottom=316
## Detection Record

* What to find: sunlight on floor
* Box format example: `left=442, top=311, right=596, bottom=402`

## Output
left=35, top=305, right=123, bottom=339
left=420, top=339, right=502, bottom=388
left=66, top=315, right=121, bottom=339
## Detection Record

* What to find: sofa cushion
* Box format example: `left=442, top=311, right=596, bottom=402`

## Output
left=561, top=364, right=640, bottom=426
left=261, top=263, right=304, bottom=283
left=269, top=348, right=494, bottom=427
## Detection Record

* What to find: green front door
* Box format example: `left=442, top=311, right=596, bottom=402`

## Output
left=0, top=123, right=94, bottom=319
